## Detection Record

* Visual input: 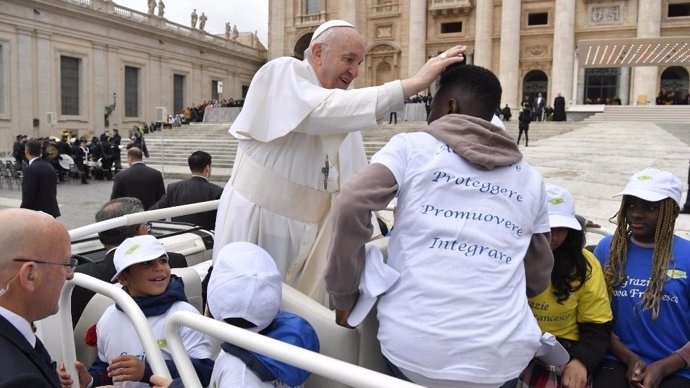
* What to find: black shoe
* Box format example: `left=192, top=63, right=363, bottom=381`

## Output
left=681, top=207, right=690, bottom=214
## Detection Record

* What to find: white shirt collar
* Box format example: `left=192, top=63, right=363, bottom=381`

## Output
left=0, top=305, right=36, bottom=347
left=131, top=161, right=145, bottom=166
left=28, top=157, right=39, bottom=165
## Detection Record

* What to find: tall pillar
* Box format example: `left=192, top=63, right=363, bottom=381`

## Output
left=36, top=32, right=52, bottom=137
left=474, top=0, right=494, bottom=69
left=550, top=0, right=575, bottom=105
left=268, top=0, right=285, bottom=59
left=407, top=0, right=427, bottom=79
left=619, top=67, right=630, bottom=105
left=17, top=28, right=34, bottom=136
left=632, top=0, right=661, bottom=104
left=338, top=0, right=357, bottom=26
left=499, top=0, right=521, bottom=107
left=93, top=43, right=108, bottom=133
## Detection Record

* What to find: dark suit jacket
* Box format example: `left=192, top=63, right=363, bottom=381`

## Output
left=110, top=162, right=165, bottom=210
left=150, top=176, right=224, bottom=230
left=70, top=248, right=187, bottom=327
left=0, top=315, right=61, bottom=388
left=21, top=158, right=60, bottom=217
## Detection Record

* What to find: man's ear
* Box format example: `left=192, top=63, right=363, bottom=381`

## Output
left=447, top=98, right=459, bottom=115
left=18, top=263, right=38, bottom=292
left=311, top=43, right=324, bottom=64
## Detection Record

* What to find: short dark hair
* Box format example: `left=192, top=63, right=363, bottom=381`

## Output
left=438, top=64, right=502, bottom=120
left=95, top=197, right=145, bottom=247
left=188, top=151, right=212, bottom=173
left=127, top=147, right=143, bottom=160
left=25, top=139, right=42, bottom=157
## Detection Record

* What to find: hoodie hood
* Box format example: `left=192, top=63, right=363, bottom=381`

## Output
left=424, top=114, right=522, bottom=170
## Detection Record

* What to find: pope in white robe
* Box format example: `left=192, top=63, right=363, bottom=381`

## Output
left=213, top=20, right=466, bottom=304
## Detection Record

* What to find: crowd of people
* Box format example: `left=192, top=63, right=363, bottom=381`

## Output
left=2, top=19, right=689, bottom=388
left=181, top=98, right=245, bottom=124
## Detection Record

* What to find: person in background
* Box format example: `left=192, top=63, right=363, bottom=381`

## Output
left=20, top=139, right=60, bottom=218
left=593, top=168, right=690, bottom=388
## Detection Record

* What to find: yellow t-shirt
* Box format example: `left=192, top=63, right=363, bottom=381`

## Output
left=528, top=249, right=612, bottom=341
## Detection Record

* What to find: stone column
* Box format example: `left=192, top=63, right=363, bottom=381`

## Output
left=619, top=67, right=630, bottom=105
left=17, top=28, right=35, bottom=136
left=268, top=0, right=285, bottom=59
left=499, top=0, right=521, bottom=107
left=407, top=0, right=427, bottom=79
left=93, top=43, right=108, bottom=132
left=338, top=0, right=357, bottom=25
left=632, top=0, right=660, bottom=104
left=551, top=0, right=575, bottom=105
left=474, top=0, right=494, bottom=69
left=36, top=32, right=52, bottom=137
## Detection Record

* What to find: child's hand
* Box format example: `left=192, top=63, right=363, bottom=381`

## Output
left=58, top=361, right=91, bottom=388
left=107, top=355, right=145, bottom=383
left=150, top=374, right=173, bottom=388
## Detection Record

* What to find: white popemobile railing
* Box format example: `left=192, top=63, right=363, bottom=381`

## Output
left=165, top=310, right=425, bottom=388
left=57, top=274, right=172, bottom=388
left=68, top=200, right=220, bottom=240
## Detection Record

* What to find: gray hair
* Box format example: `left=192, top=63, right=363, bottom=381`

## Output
left=96, top=197, right=145, bottom=247
left=304, top=27, right=345, bottom=63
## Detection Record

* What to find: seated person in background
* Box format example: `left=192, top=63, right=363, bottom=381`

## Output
left=518, top=184, right=612, bottom=388
left=593, top=168, right=690, bottom=388
left=325, top=63, right=554, bottom=387
left=150, top=241, right=319, bottom=388
left=70, top=197, right=188, bottom=328
left=59, top=235, right=214, bottom=388
left=150, top=150, right=223, bottom=231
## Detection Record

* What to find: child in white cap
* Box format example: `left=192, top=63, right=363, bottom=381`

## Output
left=59, top=235, right=214, bottom=388
left=592, top=168, right=690, bottom=388
left=518, top=184, right=612, bottom=388
left=151, top=241, right=319, bottom=388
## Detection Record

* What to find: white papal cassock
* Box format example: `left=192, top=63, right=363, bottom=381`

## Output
left=213, top=56, right=404, bottom=304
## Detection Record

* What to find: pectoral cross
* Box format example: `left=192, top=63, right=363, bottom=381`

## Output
left=321, top=155, right=329, bottom=190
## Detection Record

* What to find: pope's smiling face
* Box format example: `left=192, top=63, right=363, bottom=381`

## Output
left=312, top=28, right=365, bottom=90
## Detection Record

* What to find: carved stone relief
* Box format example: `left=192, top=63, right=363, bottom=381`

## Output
left=591, top=5, right=621, bottom=25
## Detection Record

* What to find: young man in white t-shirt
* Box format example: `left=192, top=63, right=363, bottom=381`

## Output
left=325, top=63, right=554, bottom=388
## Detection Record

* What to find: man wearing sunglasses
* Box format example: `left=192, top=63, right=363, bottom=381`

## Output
left=0, top=208, right=73, bottom=387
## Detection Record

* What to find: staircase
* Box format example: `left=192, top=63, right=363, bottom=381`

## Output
left=583, top=105, right=690, bottom=123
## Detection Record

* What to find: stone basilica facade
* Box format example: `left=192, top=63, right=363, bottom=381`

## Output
left=0, top=0, right=266, bottom=147
left=268, top=0, right=690, bottom=108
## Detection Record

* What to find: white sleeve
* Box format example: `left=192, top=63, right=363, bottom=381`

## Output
left=370, top=133, right=409, bottom=186
left=296, top=80, right=404, bottom=136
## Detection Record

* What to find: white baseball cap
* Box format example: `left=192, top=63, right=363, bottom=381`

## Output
left=310, top=20, right=355, bottom=43
left=347, top=243, right=400, bottom=327
left=615, top=168, right=683, bottom=207
left=111, top=235, right=168, bottom=282
left=545, top=183, right=581, bottom=231
left=208, top=242, right=282, bottom=332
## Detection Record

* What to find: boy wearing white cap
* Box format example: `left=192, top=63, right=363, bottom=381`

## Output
left=151, top=242, right=319, bottom=388
left=519, top=184, right=612, bottom=388
left=593, top=168, right=690, bottom=388
left=212, top=17, right=466, bottom=304
left=58, top=235, right=214, bottom=388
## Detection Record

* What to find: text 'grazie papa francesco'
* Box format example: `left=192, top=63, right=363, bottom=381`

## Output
left=431, top=171, right=524, bottom=202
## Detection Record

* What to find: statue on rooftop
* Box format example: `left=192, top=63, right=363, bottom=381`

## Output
left=191, top=9, right=198, bottom=28
left=147, top=0, right=156, bottom=15
left=157, top=0, right=165, bottom=17
left=199, top=12, right=207, bottom=31
left=231, top=24, right=239, bottom=41
left=225, top=22, right=231, bottom=39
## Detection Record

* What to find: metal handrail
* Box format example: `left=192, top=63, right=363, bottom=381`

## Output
left=58, top=274, right=172, bottom=388
left=68, top=200, right=220, bottom=240
left=165, top=310, right=425, bottom=388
